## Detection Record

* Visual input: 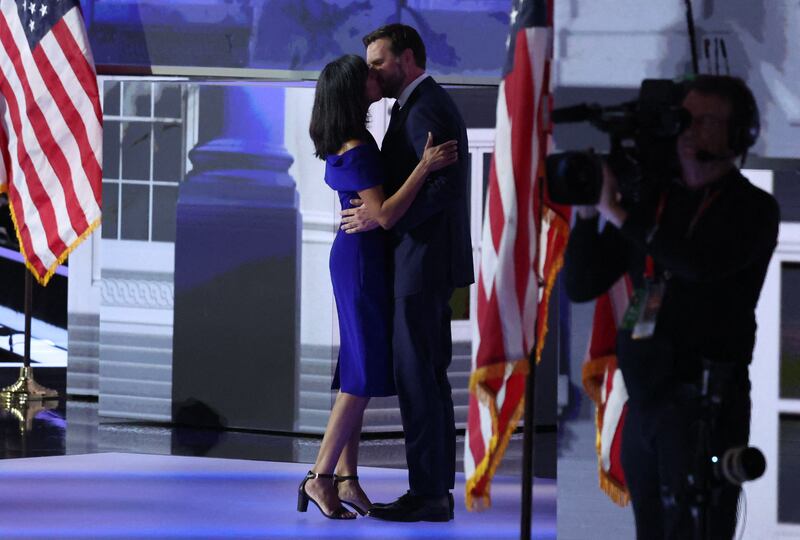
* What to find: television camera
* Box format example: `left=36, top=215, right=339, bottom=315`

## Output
left=546, top=79, right=691, bottom=206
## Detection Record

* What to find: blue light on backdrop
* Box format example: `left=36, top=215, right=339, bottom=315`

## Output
left=81, top=0, right=510, bottom=80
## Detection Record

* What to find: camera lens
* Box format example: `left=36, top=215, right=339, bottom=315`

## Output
left=718, top=446, right=766, bottom=485
left=545, top=151, right=604, bottom=205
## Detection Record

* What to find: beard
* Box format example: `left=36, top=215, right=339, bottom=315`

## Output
left=380, top=66, right=406, bottom=99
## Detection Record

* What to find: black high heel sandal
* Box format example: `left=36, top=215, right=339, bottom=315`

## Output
left=333, top=474, right=369, bottom=516
left=297, top=471, right=356, bottom=520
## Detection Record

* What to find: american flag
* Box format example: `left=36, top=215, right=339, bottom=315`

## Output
left=464, top=0, right=570, bottom=510
left=581, top=276, right=632, bottom=506
left=0, top=0, right=102, bottom=285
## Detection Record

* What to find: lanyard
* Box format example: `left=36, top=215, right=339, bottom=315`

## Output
left=643, top=185, right=721, bottom=280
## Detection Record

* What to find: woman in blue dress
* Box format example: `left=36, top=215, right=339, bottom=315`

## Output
left=298, top=54, right=457, bottom=520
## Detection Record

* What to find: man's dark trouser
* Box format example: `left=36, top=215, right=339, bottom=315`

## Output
left=393, top=287, right=455, bottom=497
left=621, top=375, right=751, bottom=540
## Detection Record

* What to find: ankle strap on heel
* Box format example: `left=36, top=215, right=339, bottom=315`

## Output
left=306, top=470, right=336, bottom=480
left=333, top=474, right=359, bottom=484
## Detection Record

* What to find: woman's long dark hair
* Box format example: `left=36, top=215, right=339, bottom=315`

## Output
left=309, top=54, right=370, bottom=159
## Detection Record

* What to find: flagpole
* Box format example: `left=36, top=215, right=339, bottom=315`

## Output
left=520, top=346, right=538, bottom=540
left=520, top=169, right=547, bottom=540
left=0, top=271, right=59, bottom=402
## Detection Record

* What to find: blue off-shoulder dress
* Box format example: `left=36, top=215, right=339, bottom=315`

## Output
left=324, top=140, right=395, bottom=397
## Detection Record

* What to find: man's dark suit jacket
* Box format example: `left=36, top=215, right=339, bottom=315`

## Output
left=381, top=77, right=474, bottom=297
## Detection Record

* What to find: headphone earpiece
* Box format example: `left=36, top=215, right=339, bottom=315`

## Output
left=727, top=85, right=760, bottom=156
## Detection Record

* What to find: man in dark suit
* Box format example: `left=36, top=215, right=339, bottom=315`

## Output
left=339, top=24, right=474, bottom=522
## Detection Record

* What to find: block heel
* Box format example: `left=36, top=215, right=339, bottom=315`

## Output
left=297, top=471, right=356, bottom=520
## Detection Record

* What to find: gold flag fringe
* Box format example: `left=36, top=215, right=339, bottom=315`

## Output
left=2, top=183, right=101, bottom=286
left=581, top=354, right=616, bottom=405
left=465, top=363, right=527, bottom=511
left=599, top=465, right=631, bottom=507
left=581, top=353, right=631, bottom=507
left=533, top=211, right=569, bottom=362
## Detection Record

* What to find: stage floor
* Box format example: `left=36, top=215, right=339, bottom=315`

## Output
left=0, top=452, right=555, bottom=539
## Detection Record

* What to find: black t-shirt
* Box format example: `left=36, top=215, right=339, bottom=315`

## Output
left=564, top=169, right=779, bottom=404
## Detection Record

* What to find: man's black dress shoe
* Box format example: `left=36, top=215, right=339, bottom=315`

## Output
left=368, top=492, right=453, bottom=522
left=371, top=492, right=454, bottom=516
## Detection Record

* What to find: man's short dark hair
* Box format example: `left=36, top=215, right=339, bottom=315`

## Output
left=685, top=74, right=760, bottom=155
left=363, top=24, right=426, bottom=70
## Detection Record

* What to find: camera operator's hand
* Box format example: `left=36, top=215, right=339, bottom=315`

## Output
left=596, top=161, right=628, bottom=228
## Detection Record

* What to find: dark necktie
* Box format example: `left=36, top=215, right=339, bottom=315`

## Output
left=387, top=100, right=401, bottom=134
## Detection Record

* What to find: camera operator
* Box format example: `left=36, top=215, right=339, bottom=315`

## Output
left=564, top=75, right=779, bottom=539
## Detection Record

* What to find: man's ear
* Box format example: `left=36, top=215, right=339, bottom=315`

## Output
left=401, top=48, right=416, bottom=68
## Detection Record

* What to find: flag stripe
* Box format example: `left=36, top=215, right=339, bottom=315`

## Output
left=475, top=280, right=506, bottom=368
left=0, top=92, right=48, bottom=273
left=0, top=102, right=48, bottom=273
left=508, top=30, right=534, bottom=322
left=6, top=174, right=47, bottom=273
left=480, top=161, right=499, bottom=295
left=491, top=83, right=525, bottom=363
left=0, top=13, right=66, bottom=265
left=52, top=10, right=102, bottom=126
left=36, top=30, right=102, bottom=212
left=0, top=10, right=88, bottom=238
left=41, top=27, right=102, bottom=173
left=0, top=111, right=10, bottom=184
left=600, top=368, right=628, bottom=470
left=487, top=156, right=505, bottom=253
left=467, top=391, right=487, bottom=469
